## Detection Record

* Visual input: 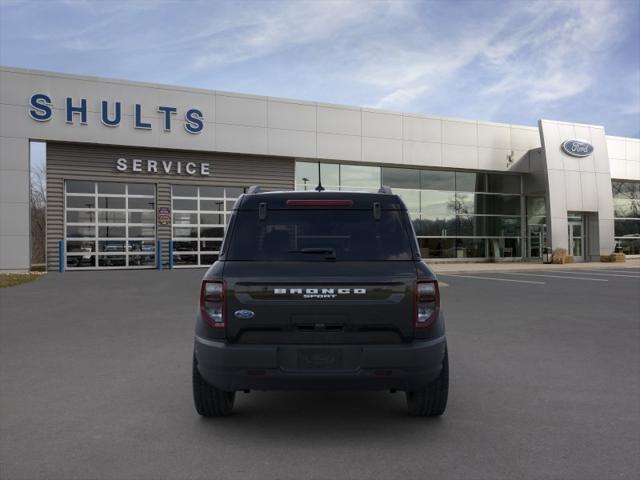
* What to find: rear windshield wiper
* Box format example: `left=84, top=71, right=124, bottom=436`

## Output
left=288, top=247, right=337, bottom=260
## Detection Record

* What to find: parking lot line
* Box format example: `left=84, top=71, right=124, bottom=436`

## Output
left=555, top=271, right=640, bottom=278
left=500, top=272, right=609, bottom=282
left=439, top=274, right=545, bottom=285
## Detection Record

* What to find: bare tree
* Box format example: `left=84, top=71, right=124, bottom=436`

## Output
left=30, top=163, right=46, bottom=269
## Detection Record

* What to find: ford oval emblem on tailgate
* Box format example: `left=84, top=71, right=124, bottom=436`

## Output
left=234, top=309, right=255, bottom=319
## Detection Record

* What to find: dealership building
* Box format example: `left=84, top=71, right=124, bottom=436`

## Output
left=1, top=66, right=639, bottom=272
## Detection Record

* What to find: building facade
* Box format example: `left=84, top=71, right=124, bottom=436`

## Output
left=1, top=66, right=639, bottom=271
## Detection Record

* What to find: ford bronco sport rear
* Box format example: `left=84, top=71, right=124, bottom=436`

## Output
left=193, top=187, right=448, bottom=417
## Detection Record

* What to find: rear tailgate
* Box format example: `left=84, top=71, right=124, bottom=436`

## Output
left=224, top=261, right=417, bottom=344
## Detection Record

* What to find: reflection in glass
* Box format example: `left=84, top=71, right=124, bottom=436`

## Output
left=296, top=161, right=319, bottom=190
left=98, top=182, right=125, bottom=195
left=99, top=211, right=126, bottom=223
left=420, top=170, right=454, bottom=191
left=66, top=181, right=95, bottom=194
left=67, top=196, right=95, bottom=209
left=421, top=191, right=455, bottom=219
left=382, top=167, right=420, bottom=189
left=340, top=165, right=380, bottom=190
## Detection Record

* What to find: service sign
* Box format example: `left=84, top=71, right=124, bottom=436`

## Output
left=158, top=207, right=171, bottom=225
left=561, top=139, right=594, bottom=157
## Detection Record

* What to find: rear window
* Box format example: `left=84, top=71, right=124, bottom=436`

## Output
left=226, top=209, right=415, bottom=261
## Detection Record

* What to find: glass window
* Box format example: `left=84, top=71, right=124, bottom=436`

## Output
left=199, top=186, right=224, bottom=198
left=612, top=180, right=640, bottom=199
left=98, top=197, right=125, bottom=209
left=98, top=240, right=126, bottom=252
left=420, top=170, right=454, bottom=191
left=413, top=217, right=452, bottom=237
left=613, top=199, right=640, bottom=218
left=339, top=165, right=380, bottom=190
left=418, top=238, right=455, bottom=258
left=614, top=219, right=640, bottom=237
left=200, top=254, right=218, bottom=265
left=456, top=172, right=486, bottom=192
left=200, top=213, right=224, bottom=225
left=615, top=237, right=640, bottom=255
left=296, top=161, right=319, bottom=190
left=66, top=181, right=95, bottom=194
left=98, top=226, right=125, bottom=238
left=128, top=240, right=155, bottom=253
left=67, top=211, right=95, bottom=223
left=174, top=241, right=198, bottom=251
left=128, top=211, right=155, bottom=224
left=487, top=174, right=521, bottom=194
left=67, top=226, right=95, bottom=238
left=488, top=237, right=521, bottom=257
left=320, top=163, right=340, bottom=190
left=67, top=255, right=95, bottom=268
left=98, top=211, right=126, bottom=223
left=474, top=194, right=521, bottom=215
left=98, top=182, right=126, bottom=195
left=127, top=184, right=155, bottom=196
left=527, top=196, right=546, bottom=217
left=382, top=167, right=420, bottom=189
left=227, top=210, right=414, bottom=261
left=172, top=185, right=198, bottom=197
left=200, top=240, right=222, bottom=251
left=200, top=199, right=224, bottom=211
left=128, top=198, right=155, bottom=210
left=200, top=227, right=225, bottom=238
left=395, top=189, right=420, bottom=212
left=173, top=227, right=198, bottom=238
left=173, top=213, right=198, bottom=225
left=66, top=240, right=95, bottom=253
left=173, top=199, right=197, bottom=211
left=454, top=238, right=486, bottom=258
left=67, top=196, right=95, bottom=209
left=98, top=255, right=126, bottom=267
left=128, top=226, right=155, bottom=238
left=421, top=191, right=455, bottom=219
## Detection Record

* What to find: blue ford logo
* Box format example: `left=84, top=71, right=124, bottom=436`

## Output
left=234, top=309, right=255, bottom=319
left=561, top=139, right=594, bottom=157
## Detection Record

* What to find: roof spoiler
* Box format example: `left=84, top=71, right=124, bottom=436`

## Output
left=246, top=185, right=263, bottom=194
left=378, top=185, right=393, bottom=194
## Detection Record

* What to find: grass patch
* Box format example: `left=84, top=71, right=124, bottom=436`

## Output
left=0, top=273, right=45, bottom=288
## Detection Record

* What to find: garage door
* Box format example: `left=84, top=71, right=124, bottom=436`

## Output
left=65, top=180, right=156, bottom=269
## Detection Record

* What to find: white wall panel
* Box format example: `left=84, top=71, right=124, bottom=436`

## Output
left=268, top=128, right=316, bottom=157
left=606, top=137, right=626, bottom=159
left=478, top=147, right=510, bottom=171
left=215, top=94, right=266, bottom=127
left=317, top=106, right=360, bottom=136
left=442, top=144, right=478, bottom=169
left=579, top=172, right=598, bottom=212
left=362, top=137, right=402, bottom=164
left=443, top=120, right=476, bottom=146
left=362, top=111, right=402, bottom=139
left=268, top=100, right=316, bottom=132
left=402, top=116, right=441, bottom=143
left=477, top=124, right=510, bottom=149
left=317, top=133, right=361, bottom=161
left=215, top=124, right=267, bottom=154
left=402, top=141, right=442, bottom=167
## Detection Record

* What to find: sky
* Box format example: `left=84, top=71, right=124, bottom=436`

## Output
left=1, top=0, right=639, bottom=137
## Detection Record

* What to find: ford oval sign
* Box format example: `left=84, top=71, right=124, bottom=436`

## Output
left=234, top=309, right=255, bottom=319
left=561, top=139, right=594, bottom=157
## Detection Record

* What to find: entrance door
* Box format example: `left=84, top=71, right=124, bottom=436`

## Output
left=567, top=216, right=584, bottom=261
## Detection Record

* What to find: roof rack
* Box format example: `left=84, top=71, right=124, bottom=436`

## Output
left=246, top=185, right=263, bottom=194
left=378, top=185, right=393, bottom=194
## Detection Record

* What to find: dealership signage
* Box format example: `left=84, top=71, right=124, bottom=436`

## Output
left=115, top=157, right=210, bottom=176
left=157, top=207, right=171, bottom=226
left=561, top=139, right=594, bottom=157
left=28, top=93, right=204, bottom=133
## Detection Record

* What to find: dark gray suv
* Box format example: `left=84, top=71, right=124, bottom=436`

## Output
left=193, top=188, right=448, bottom=417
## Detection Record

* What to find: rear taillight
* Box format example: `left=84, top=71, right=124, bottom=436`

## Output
left=415, top=280, right=439, bottom=328
left=200, top=280, right=225, bottom=328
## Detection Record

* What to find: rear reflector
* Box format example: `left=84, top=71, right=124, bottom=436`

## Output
left=286, top=199, right=354, bottom=207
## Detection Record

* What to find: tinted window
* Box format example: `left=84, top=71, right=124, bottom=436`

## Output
left=420, top=170, right=454, bottom=191
left=227, top=210, right=414, bottom=261
left=382, top=167, right=420, bottom=189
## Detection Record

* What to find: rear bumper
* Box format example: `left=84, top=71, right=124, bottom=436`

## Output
left=194, top=335, right=446, bottom=392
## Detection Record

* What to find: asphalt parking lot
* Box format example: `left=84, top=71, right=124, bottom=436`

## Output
left=1, top=267, right=639, bottom=480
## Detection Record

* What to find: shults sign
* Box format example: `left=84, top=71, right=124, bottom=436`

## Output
left=28, top=93, right=204, bottom=134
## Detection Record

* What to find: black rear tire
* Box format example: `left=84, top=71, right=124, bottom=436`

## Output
left=406, top=346, right=449, bottom=417
left=192, top=355, right=235, bottom=417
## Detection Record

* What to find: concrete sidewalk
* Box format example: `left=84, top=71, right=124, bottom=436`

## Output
left=429, top=258, right=640, bottom=274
